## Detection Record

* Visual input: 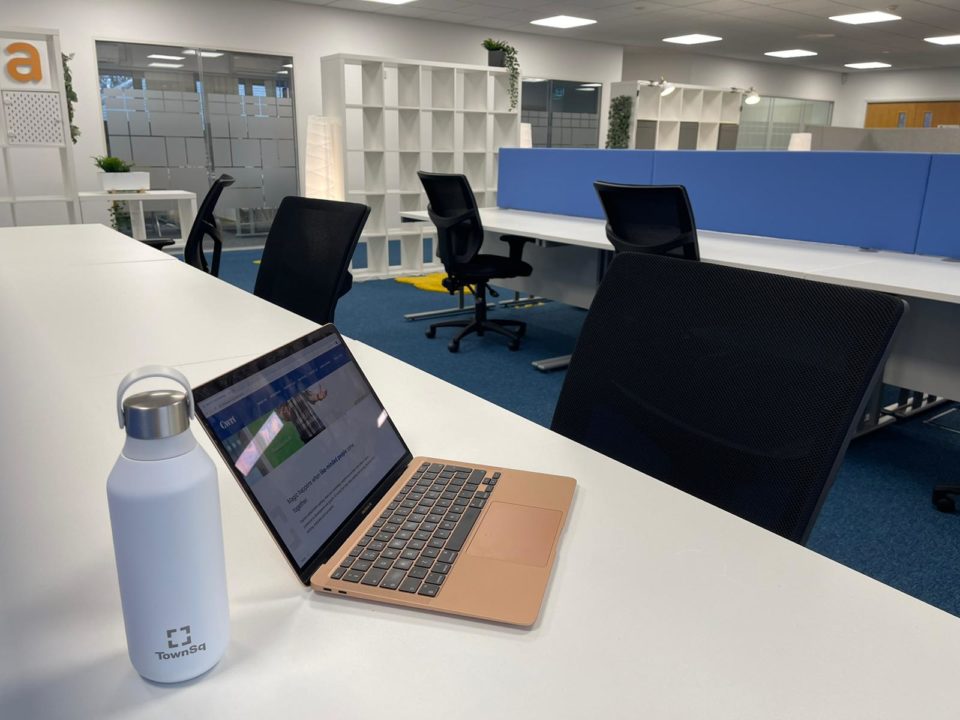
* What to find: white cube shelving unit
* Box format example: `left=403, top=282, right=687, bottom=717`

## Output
left=611, top=81, right=743, bottom=151
left=322, top=53, right=520, bottom=279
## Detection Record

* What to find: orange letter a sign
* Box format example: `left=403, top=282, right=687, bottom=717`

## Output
left=5, top=42, right=42, bottom=83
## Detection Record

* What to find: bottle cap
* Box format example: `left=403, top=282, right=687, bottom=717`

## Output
left=122, top=390, right=190, bottom=440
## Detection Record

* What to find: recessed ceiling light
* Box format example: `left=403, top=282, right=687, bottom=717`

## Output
left=360, top=0, right=416, bottom=4
left=524, top=77, right=548, bottom=82
left=530, top=15, right=597, bottom=29
left=829, top=11, right=900, bottom=25
left=182, top=50, right=224, bottom=58
left=844, top=61, right=892, bottom=69
left=663, top=33, right=722, bottom=45
left=282, top=63, right=293, bottom=68
left=277, top=70, right=289, bottom=75
left=148, top=62, right=184, bottom=68
left=576, top=87, right=596, bottom=91
left=580, top=82, right=602, bottom=87
left=764, top=49, right=818, bottom=58
left=925, top=35, right=960, bottom=45
left=147, top=54, right=185, bottom=61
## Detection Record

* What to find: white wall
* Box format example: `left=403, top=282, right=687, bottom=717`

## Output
left=2, top=0, right=623, bottom=205
left=834, top=67, right=960, bottom=127
left=622, top=50, right=841, bottom=104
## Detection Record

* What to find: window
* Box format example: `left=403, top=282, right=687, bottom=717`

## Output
left=521, top=79, right=602, bottom=148
left=96, top=41, right=297, bottom=246
left=737, top=97, right=833, bottom=150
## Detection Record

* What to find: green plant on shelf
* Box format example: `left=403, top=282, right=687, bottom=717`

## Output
left=481, top=39, right=519, bottom=112
left=605, top=95, right=633, bottom=149
left=61, top=53, right=80, bottom=144
left=109, top=202, right=132, bottom=234
left=93, top=155, right=131, bottom=172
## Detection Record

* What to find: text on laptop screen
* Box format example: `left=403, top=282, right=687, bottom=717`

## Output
left=196, top=334, right=407, bottom=568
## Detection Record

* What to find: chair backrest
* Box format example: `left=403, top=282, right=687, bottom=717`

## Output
left=594, top=182, right=700, bottom=260
left=253, top=196, right=370, bottom=325
left=183, top=174, right=235, bottom=275
left=551, top=252, right=905, bottom=544
left=417, top=172, right=484, bottom=271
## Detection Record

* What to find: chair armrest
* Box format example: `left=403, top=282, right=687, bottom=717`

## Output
left=499, top=234, right=535, bottom=262
left=427, top=207, right=476, bottom=230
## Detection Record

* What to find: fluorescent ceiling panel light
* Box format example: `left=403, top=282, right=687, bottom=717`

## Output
left=764, top=49, right=817, bottom=58
left=148, top=62, right=183, bottom=68
left=925, top=35, right=960, bottom=45
left=277, top=70, right=289, bottom=75
left=282, top=63, right=293, bottom=68
left=844, top=61, right=892, bottom=69
left=147, top=54, right=185, bottom=61
left=662, top=34, right=722, bottom=45
left=524, top=77, right=547, bottom=82
left=182, top=50, right=224, bottom=58
left=360, top=0, right=416, bottom=3
left=576, top=87, right=596, bottom=91
left=530, top=15, right=597, bottom=29
left=829, top=11, right=900, bottom=24
left=580, top=82, right=602, bottom=87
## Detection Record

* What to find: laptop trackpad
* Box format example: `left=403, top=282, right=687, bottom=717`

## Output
left=466, top=502, right=562, bottom=568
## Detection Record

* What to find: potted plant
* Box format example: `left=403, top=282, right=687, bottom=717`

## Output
left=481, top=39, right=519, bottom=111
left=605, top=95, right=633, bottom=149
left=94, top=155, right=150, bottom=193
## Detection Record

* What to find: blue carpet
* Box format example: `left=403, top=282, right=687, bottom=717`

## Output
left=210, top=249, right=960, bottom=618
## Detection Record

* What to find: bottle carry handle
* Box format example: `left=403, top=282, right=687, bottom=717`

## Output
left=116, top=366, right=195, bottom=429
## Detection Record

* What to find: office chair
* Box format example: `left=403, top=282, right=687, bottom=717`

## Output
left=253, top=196, right=370, bottom=326
left=182, top=174, right=235, bottom=276
left=535, top=182, right=700, bottom=373
left=417, top=171, right=533, bottom=352
left=551, top=252, right=905, bottom=544
left=594, top=181, right=699, bottom=260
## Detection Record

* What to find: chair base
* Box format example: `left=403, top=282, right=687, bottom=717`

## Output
left=426, top=317, right=525, bottom=352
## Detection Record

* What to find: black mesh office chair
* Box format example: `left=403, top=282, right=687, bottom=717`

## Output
left=183, top=174, right=235, bottom=276
left=552, top=252, right=906, bottom=544
left=418, top=171, right=534, bottom=352
left=594, top=181, right=699, bottom=260
left=253, top=196, right=370, bottom=326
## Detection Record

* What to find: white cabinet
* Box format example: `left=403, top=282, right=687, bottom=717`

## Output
left=322, top=54, right=520, bottom=279
left=610, top=81, right=743, bottom=151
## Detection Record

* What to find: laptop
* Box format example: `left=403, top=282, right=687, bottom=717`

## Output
left=193, top=324, right=575, bottom=626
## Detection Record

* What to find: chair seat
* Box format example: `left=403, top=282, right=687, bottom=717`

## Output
left=457, top=253, right=532, bottom=280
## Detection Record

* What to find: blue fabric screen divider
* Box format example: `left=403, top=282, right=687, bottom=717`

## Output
left=916, top=154, right=960, bottom=258
left=498, top=148, right=653, bottom=219
left=497, top=148, right=936, bottom=255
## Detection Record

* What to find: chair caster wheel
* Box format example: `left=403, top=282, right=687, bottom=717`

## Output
left=508, top=340, right=520, bottom=351
left=448, top=341, right=459, bottom=353
left=933, top=492, right=956, bottom=513
left=425, top=328, right=436, bottom=339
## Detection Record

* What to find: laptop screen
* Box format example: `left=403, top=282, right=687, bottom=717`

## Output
left=194, top=327, right=410, bottom=578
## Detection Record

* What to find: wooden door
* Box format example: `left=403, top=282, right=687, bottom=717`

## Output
left=865, top=101, right=960, bottom=128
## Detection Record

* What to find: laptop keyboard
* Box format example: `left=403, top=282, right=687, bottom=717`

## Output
left=331, top=462, right=499, bottom=597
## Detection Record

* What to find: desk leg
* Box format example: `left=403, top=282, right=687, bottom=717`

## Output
left=129, top=200, right=147, bottom=241
left=177, top=197, right=197, bottom=240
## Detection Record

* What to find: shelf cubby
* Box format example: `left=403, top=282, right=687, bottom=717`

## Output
left=362, top=107, right=385, bottom=150
left=361, top=62, right=384, bottom=107
left=680, top=89, right=703, bottom=122
left=397, top=64, right=421, bottom=108
left=432, top=151, right=455, bottom=174
left=463, top=152, right=486, bottom=190
left=427, top=67, right=455, bottom=109
left=397, top=109, right=420, bottom=151
left=493, top=113, right=519, bottom=152
left=431, top=111, right=455, bottom=151
left=462, top=113, right=488, bottom=153
left=398, top=151, right=423, bottom=192
left=492, top=73, right=513, bottom=113
left=460, top=70, right=488, bottom=112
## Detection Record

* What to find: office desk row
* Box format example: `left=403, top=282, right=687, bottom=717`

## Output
left=2, top=224, right=960, bottom=718
left=401, top=207, right=960, bottom=402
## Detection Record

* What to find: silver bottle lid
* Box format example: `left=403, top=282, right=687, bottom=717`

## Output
left=122, top=390, right=190, bottom=440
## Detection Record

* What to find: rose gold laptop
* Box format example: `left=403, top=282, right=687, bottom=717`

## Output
left=194, top=325, right=575, bottom=626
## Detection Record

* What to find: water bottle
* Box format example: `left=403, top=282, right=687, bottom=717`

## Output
left=107, top=366, right=229, bottom=683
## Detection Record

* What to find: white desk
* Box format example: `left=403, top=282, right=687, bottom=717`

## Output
left=79, top=190, right=198, bottom=242
left=402, top=207, right=960, bottom=400
left=3, top=225, right=960, bottom=718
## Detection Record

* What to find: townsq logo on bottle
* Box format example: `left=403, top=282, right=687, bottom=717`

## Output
left=155, top=625, right=207, bottom=660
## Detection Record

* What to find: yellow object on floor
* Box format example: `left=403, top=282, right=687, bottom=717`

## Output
left=394, top=273, right=471, bottom=294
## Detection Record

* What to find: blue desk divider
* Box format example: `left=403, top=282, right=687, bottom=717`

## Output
left=651, top=151, right=929, bottom=253
left=498, top=148, right=653, bottom=219
left=917, top=154, right=960, bottom=259
left=497, top=148, right=936, bottom=254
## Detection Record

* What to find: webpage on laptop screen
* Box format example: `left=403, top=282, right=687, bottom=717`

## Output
left=197, top=335, right=407, bottom=566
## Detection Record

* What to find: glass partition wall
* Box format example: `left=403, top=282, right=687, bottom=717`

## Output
left=521, top=79, right=602, bottom=148
left=737, top=96, right=833, bottom=150
left=96, top=41, right=297, bottom=247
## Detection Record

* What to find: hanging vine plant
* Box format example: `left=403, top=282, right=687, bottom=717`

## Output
left=481, top=39, right=519, bottom=111
left=605, top=95, right=633, bottom=149
left=62, top=53, right=80, bottom=144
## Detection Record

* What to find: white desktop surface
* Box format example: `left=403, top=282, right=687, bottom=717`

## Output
left=78, top=190, right=198, bottom=201
left=3, top=225, right=960, bottom=718
left=0, top=223, right=176, bottom=267
left=401, top=207, right=960, bottom=304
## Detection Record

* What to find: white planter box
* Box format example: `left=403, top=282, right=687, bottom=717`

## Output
left=99, top=171, right=151, bottom=193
